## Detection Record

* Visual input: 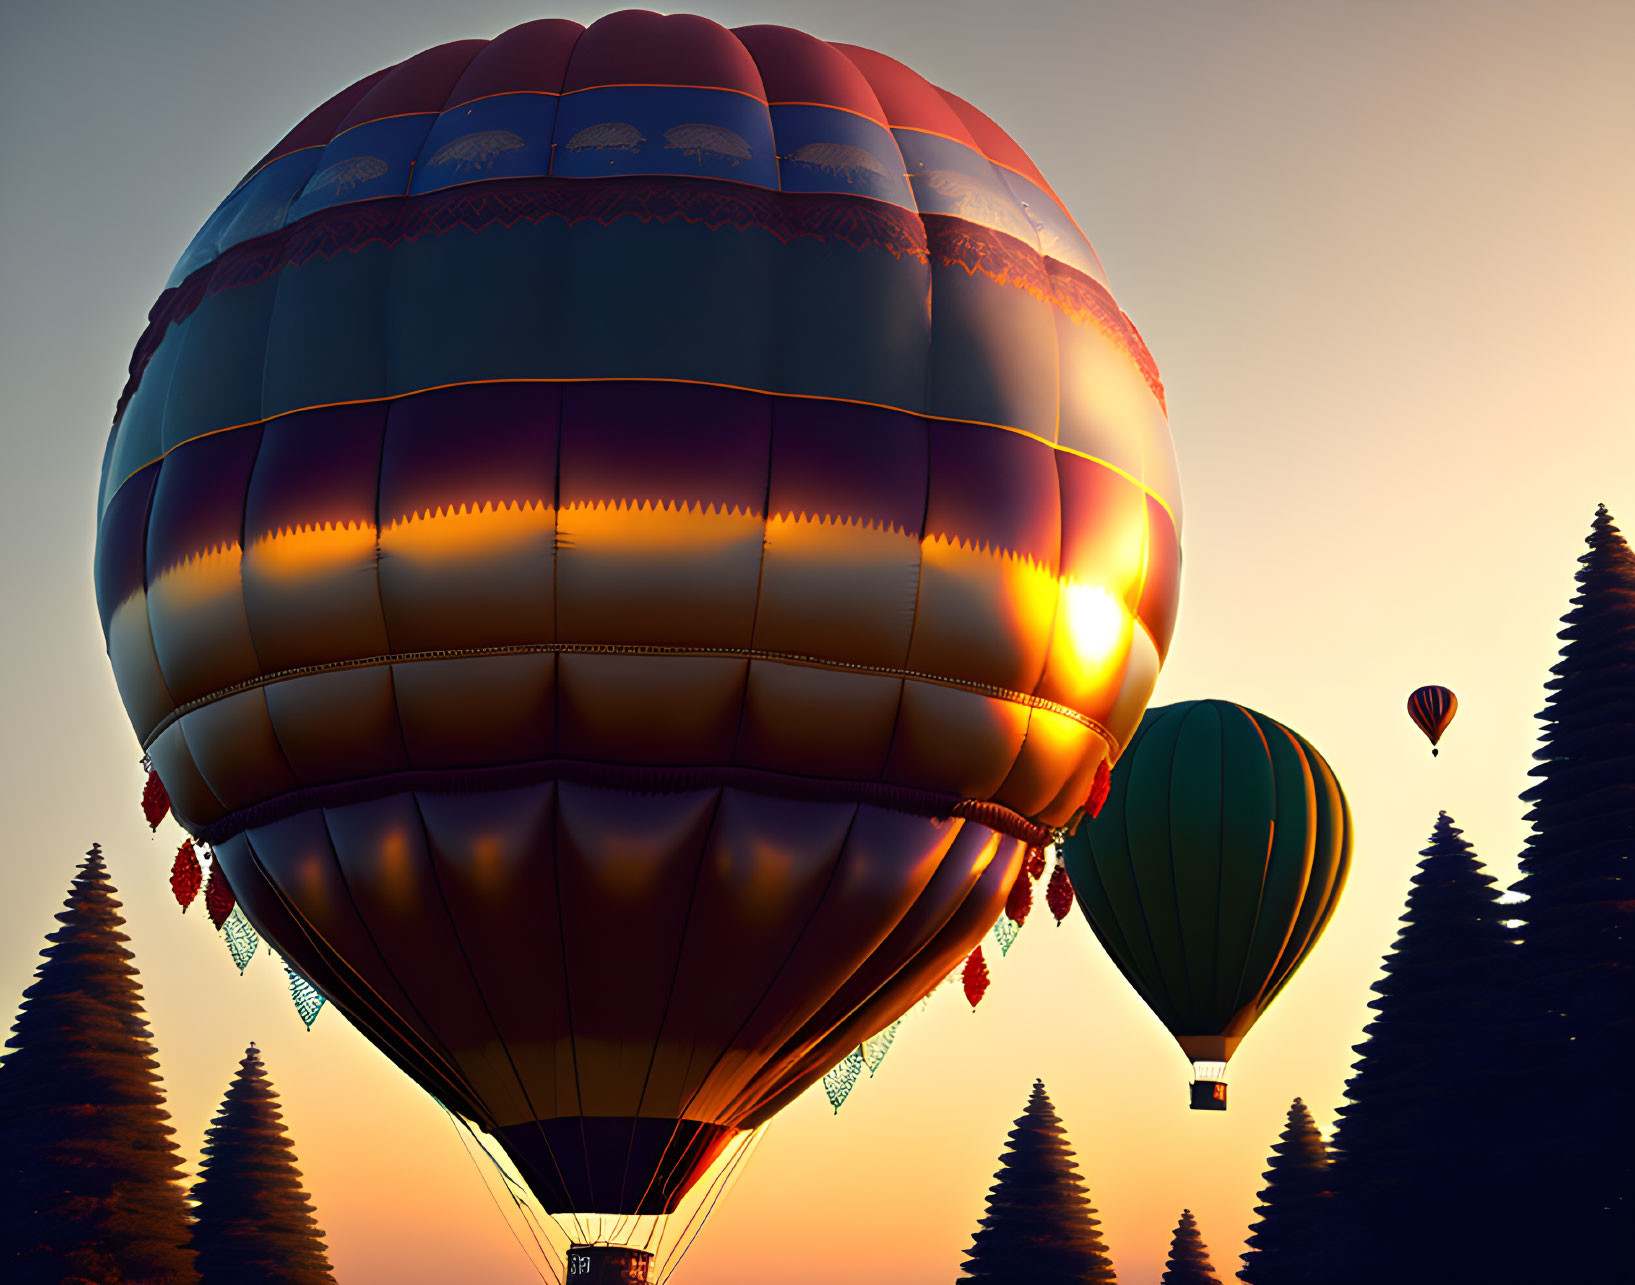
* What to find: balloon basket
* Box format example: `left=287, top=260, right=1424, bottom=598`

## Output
left=1190, top=1080, right=1228, bottom=1111
left=566, top=1245, right=652, bottom=1283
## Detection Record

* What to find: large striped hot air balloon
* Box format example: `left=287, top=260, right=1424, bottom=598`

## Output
left=92, top=12, right=1181, bottom=1275
left=1060, top=700, right=1350, bottom=1110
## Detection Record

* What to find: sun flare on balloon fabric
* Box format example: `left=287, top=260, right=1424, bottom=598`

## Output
left=90, top=12, right=1180, bottom=1281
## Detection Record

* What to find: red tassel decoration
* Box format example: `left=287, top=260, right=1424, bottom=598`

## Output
left=1024, top=844, right=1047, bottom=882
left=170, top=840, right=202, bottom=911
left=141, top=769, right=170, bottom=831
left=1046, top=863, right=1076, bottom=925
left=1005, top=871, right=1033, bottom=926
left=1084, top=759, right=1113, bottom=820
left=962, top=945, right=990, bottom=1009
left=204, top=860, right=236, bottom=929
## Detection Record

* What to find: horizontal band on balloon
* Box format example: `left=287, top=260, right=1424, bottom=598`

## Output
left=98, top=389, right=1174, bottom=810
left=138, top=650, right=1124, bottom=834
left=134, top=632, right=1124, bottom=750
left=238, top=97, right=1072, bottom=225
left=153, top=695, right=1095, bottom=846
left=495, top=1117, right=738, bottom=1215
left=99, top=383, right=1171, bottom=825
left=213, top=784, right=1021, bottom=1149
left=223, top=791, right=1019, bottom=1119
left=105, top=513, right=1164, bottom=781
left=217, top=104, right=1091, bottom=271
left=239, top=16, right=1062, bottom=187
left=104, top=182, right=1168, bottom=512
left=101, top=378, right=1176, bottom=654
left=187, top=20, right=1099, bottom=283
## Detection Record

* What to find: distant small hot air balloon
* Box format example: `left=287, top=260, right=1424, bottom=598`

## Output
left=1061, top=700, right=1352, bottom=1110
left=1407, top=685, right=1457, bottom=756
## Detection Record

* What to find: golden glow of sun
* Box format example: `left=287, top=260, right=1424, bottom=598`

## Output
left=1055, top=579, right=1134, bottom=703
left=247, top=521, right=377, bottom=580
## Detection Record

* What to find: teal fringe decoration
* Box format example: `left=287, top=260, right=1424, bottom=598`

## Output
left=285, top=961, right=326, bottom=1029
left=222, top=905, right=259, bottom=973
left=823, top=1048, right=866, bottom=1113
left=862, top=1019, right=902, bottom=1076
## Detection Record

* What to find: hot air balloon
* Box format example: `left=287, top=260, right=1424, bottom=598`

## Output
left=91, top=12, right=1181, bottom=1277
left=1407, top=685, right=1457, bottom=756
left=1060, top=700, right=1350, bottom=1111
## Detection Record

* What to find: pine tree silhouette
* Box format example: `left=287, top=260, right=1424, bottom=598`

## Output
left=188, top=1044, right=336, bottom=1285
left=1159, top=1209, right=1218, bottom=1284
left=1324, top=813, right=1520, bottom=1285
left=1238, top=1098, right=1330, bottom=1285
left=1511, top=504, right=1635, bottom=1274
left=960, top=1079, right=1116, bottom=1283
left=0, top=844, right=197, bottom=1283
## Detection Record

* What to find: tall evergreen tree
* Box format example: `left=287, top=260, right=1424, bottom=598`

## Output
left=188, top=1045, right=336, bottom=1285
left=1324, top=813, right=1521, bottom=1285
left=0, top=844, right=197, bottom=1284
left=1510, top=504, right=1635, bottom=1275
left=1238, top=1098, right=1329, bottom=1285
left=960, top=1079, right=1116, bottom=1283
left=1159, top=1209, right=1218, bottom=1285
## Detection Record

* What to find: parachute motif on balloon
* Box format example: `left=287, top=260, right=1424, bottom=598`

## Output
left=427, top=129, right=527, bottom=171
left=90, top=9, right=1181, bottom=1272
left=1061, top=700, right=1351, bottom=1110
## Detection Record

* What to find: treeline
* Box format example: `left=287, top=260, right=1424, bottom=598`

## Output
left=962, top=508, right=1632, bottom=1283
left=0, top=845, right=336, bottom=1285
left=961, top=1078, right=1225, bottom=1285
left=1242, top=506, right=1633, bottom=1285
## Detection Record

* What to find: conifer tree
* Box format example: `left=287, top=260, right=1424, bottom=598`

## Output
left=1238, top=1098, right=1329, bottom=1285
left=0, top=844, right=197, bottom=1283
left=1324, top=813, right=1520, bottom=1285
left=1510, top=504, right=1635, bottom=1273
left=1159, top=1209, right=1218, bottom=1285
left=960, top=1079, right=1116, bottom=1283
left=188, top=1044, right=336, bottom=1285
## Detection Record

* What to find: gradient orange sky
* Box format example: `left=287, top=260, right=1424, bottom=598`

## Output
left=2, top=2, right=1632, bottom=1282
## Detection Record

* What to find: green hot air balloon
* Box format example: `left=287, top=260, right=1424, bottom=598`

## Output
left=1060, top=700, right=1351, bottom=1111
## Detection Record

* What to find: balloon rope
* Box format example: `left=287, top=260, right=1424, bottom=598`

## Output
left=672, top=806, right=860, bottom=1134
left=410, top=793, right=593, bottom=1248
left=238, top=840, right=480, bottom=1113
left=443, top=1107, right=558, bottom=1283
left=449, top=1111, right=559, bottom=1247
left=472, top=1108, right=586, bottom=1252
left=655, top=1125, right=767, bottom=1284
left=619, top=1117, right=689, bottom=1252
left=619, top=793, right=727, bottom=1232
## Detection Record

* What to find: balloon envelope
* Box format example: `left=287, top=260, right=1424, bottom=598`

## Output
left=1060, top=700, right=1351, bottom=1100
left=92, top=12, right=1181, bottom=1219
left=1407, top=685, right=1458, bottom=753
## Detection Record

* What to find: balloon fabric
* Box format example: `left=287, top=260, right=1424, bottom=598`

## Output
left=1407, top=685, right=1458, bottom=756
left=1061, top=700, right=1351, bottom=1107
left=91, top=12, right=1180, bottom=1229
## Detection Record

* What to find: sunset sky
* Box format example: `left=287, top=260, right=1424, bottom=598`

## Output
left=2, top=2, right=1632, bottom=1282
